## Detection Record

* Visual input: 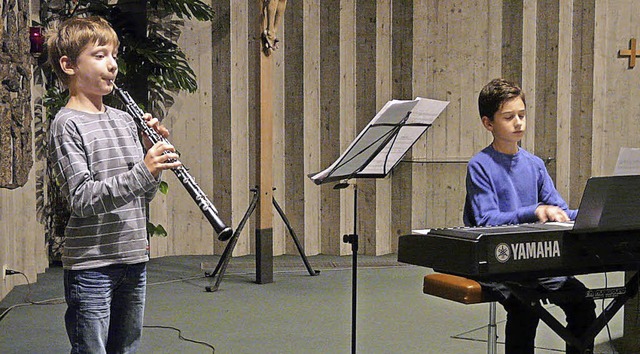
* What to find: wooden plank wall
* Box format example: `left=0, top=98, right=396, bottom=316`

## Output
left=593, top=0, right=640, bottom=177
left=0, top=168, right=47, bottom=299
left=591, top=1, right=640, bottom=350
left=152, top=0, right=607, bottom=258
left=302, top=0, right=322, bottom=255
left=150, top=0, right=506, bottom=258
left=411, top=0, right=499, bottom=230
left=375, top=0, right=393, bottom=255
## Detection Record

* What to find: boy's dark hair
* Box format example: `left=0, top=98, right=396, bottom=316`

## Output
left=478, top=78, right=526, bottom=120
left=46, top=16, right=119, bottom=86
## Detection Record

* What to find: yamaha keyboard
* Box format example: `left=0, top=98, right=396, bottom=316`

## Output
left=397, top=223, right=640, bottom=281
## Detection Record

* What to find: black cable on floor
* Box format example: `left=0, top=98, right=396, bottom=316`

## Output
left=0, top=270, right=217, bottom=353
left=0, top=271, right=65, bottom=322
left=144, top=325, right=215, bottom=353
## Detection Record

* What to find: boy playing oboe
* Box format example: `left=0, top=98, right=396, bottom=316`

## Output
left=48, top=16, right=180, bottom=353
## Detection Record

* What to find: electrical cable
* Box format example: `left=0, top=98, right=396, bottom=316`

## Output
left=600, top=270, right=615, bottom=353
left=592, top=253, right=615, bottom=352
left=0, top=269, right=217, bottom=353
left=0, top=270, right=65, bottom=322
left=143, top=325, right=215, bottom=353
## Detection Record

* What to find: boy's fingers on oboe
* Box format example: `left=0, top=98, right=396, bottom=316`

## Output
left=152, top=141, right=173, bottom=151
left=145, top=142, right=181, bottom=177
left=153, top=143, right=179, bottom=160
left=143, top=113, right=170, bottom=138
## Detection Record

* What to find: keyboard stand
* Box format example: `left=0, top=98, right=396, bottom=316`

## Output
left=504, top=271, right=639, bottom=353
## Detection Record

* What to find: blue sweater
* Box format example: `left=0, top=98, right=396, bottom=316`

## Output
left=463, top=145, right=576, bottom=292
left=463, top=145, right=577, bottom=227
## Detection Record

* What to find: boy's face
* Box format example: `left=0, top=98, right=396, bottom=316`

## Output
left=482, top=96, right=526, bottom=147
left=62, top=41, right=118, bottom=100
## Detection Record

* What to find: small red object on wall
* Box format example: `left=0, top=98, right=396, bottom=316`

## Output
left=29, top=27, right=44, bottom=57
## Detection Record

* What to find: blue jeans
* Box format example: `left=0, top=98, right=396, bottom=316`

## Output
left=64, top=263, right=147, bottom=354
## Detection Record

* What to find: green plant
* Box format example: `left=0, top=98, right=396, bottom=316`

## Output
left=34, top=0, right=215, bottom=262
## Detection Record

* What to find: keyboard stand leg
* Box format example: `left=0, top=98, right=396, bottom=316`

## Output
left=507, top=284, right=585, bottom=351
left=506, top=271, right=640, bottom=354
left=582, top=271, right=640, bottom=343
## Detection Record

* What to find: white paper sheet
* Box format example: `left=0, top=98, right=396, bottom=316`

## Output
left=309, top=97, right=449, bottom=184
left=614, top=147, right=640, bottom=175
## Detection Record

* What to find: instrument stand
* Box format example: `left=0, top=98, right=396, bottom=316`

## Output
left=506, top=271, right=640, bottom=353
left=335, top=181, right=358, bottom=354
left=205, top=187, right=319, bottom=292
left=307, top=97, right=447, bottom=353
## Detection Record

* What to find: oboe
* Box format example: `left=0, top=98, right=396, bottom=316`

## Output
left=112, top=83, right=233, bottom=241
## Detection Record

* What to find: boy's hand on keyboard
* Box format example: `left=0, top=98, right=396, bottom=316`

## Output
left=535, top=205, right=569, bottom=223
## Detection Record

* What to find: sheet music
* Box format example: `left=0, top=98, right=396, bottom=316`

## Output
left=309, top=97, right=449, bottom=184
left=614, top=147, right=640, bottom=175
left=359, top=98, right=449, bottom=175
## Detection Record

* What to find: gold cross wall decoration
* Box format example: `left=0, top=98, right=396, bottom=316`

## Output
left=620, top=38, right=640, bottom=68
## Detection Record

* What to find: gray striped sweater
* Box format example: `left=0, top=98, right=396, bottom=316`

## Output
left=49, top=106, right=160, bottom=270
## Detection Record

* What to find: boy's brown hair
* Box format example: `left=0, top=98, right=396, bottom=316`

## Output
left=47, top=16, right=119, bottom=85
left=478, top=78, right=526, bottom=121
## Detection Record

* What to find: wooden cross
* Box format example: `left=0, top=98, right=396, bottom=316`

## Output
left=620, top=38, right=640, bottom=68
left=256, top=14, right=275, bottom=285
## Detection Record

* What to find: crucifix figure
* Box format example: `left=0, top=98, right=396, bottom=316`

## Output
left=261, top=0, right=287, bottom=54
left=619, top=38, right=640, bottom=68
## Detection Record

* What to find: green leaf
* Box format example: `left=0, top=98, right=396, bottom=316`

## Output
left=159, top=181, right=169, bottom=194
left=147, top=221, right=168, bottom=237
left=150, top=0, right=215, bottom=21
left=154, top=224, right=168, bottom=237
left=147, top=221, right=156, bottom=238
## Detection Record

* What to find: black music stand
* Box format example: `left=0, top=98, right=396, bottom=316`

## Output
left=204, top=187, right=319, bottom=292
left=308, top=97, right=449, bottom=353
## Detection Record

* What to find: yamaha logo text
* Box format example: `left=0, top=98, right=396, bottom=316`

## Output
left=494, top=240, right=561, bottom=263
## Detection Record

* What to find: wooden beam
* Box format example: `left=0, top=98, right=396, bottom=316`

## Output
left=256, top=3, right=274, bottom=284
left=303, top=0, right=322, bottom=255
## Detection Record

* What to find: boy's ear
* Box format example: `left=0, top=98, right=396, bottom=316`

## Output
left=59, top=56, right=76, bottom=76
left=481, top=116, right=493, bottom=132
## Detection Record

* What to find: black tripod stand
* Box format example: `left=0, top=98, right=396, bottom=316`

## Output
left=205, top=187, right=319, bottom=292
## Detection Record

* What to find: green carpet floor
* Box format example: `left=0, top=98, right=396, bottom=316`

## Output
left=0, top=254, right=625, bottom=353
